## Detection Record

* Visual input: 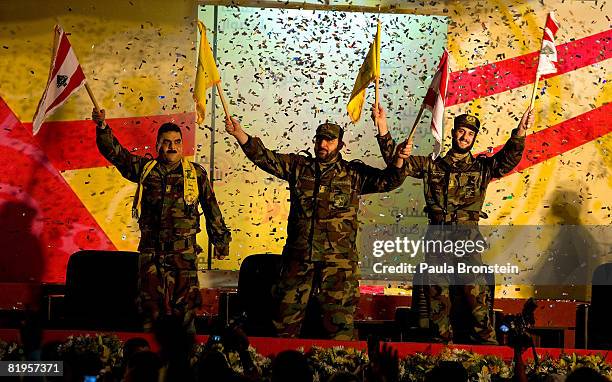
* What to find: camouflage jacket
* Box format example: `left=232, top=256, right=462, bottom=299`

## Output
left=241, top=136, right=406, bottom=262
left=96, top=126, right=231, bottom=252
left=377, top=130, right=525, bottom=224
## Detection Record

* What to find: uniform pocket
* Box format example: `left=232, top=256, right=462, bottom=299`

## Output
left=295, top=175, right=316, bottom=217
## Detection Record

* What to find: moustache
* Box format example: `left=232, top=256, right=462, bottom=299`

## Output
left=166, top=150, right=178, bottom=153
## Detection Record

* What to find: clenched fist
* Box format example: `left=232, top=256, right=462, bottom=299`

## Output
left=92, top=108, right=106, bottom=128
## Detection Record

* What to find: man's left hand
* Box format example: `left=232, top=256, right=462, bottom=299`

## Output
left=214, top=245, right=229, bottom=260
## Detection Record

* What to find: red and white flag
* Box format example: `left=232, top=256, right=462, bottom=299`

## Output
left=32, top=25, right=86, bottom=135
left=536, top=12, right=560, bottom=76
left=422, top=49, right=449, bottom=159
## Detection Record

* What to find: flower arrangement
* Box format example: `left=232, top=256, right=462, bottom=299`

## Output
left=57, top=334, right=124, bottom=373
left=0, top=340, right=24, bottom=361
left=307, top=346, right=369, bottom=381
left=528, top=353, right=612, bottom=379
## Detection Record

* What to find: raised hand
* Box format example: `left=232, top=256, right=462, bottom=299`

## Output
left=371, top=103, right=388, bottom=136
left=214, top=244, right=229, bottom=260
left=366, top=338, right=399, bottom=382
left=224, top=116, right=249, bottom=145
left=92, top=108, right=106, bottom=128
left=224, top=116, right=241, bottom=136
left=517, top=107, right=535, bottom=135
left=392, top=137, right=413, bottom=168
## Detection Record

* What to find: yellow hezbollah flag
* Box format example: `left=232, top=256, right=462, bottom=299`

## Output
left=194, top=21, right=221, bottom=125
left=347, top=21, right=381, bottom=123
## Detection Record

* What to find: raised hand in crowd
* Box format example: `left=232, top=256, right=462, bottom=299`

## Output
left=365, top=337, right=399, bottom=382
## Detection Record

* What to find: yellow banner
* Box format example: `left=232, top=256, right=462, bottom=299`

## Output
left=194, top=21, right=221, bottom=125
left=347, top=21, right=381, bottom=123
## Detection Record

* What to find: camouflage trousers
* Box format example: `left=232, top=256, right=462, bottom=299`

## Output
left=136, top=249, right=202, bottom=333
left=272, top=258, right=360, bottom=340
left=422, top=283, right=497, bottom=344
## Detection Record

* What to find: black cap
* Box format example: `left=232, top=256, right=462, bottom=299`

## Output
left=315, top=122, right=343, bottom=140
left=454, top=114, right=480, bottom=133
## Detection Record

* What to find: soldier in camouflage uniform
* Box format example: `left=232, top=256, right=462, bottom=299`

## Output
left=224, top=116, right=410, bottom=340
left=93, top=108, right=231, bottom=332
left=372, top=104, right=534, bottom=344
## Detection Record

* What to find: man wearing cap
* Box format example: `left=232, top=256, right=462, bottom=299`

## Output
left=92, top=108, right=231, bottom=333
left=224, top=116, right=411, bottom=340
left=372, top=104, right=534, bottom=344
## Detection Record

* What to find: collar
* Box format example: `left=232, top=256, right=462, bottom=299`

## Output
left=157, top=159, right=182, bottom=175
left=316, top=151, right=342, bottom=170
left=442, top=149, right=474, bottom=169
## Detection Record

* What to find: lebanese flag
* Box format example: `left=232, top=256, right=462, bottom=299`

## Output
left=32, top=25, right=86, bottom=135
left=536, top=12, right=560, bottom=76
left=422, top=49, right=449, bottom=159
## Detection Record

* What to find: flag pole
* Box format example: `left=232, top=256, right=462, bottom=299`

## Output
left=215, top=82, right=230, bottom=119
left=529, top=74, right=540, bottom=110
left=406, top=103, right=425, bottom=142
left=374, top=16, right=381, bottom=122
left=85, top=83, right=101, bottom=112
left=375, top=77, right=380, bottom=109
left=529, top=16, right=548, bottom=110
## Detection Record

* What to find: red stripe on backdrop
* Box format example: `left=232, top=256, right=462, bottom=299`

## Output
left=484, top=102, right=612, bottom=177
left=447, top=29, right=611, bottom=106
left=24, top=112, right=197, bottom=172
left=0, top=98, right=115, bottom=283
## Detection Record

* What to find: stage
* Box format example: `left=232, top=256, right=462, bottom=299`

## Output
left=0, top=281, right=589, bottom=349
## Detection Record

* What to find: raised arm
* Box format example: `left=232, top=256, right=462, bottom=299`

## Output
left=358, top=141, right=412, bottom=195
left=371, top=104, right=428, bottom=179
left=224, top=116, right=297, bottom=181
left=372, top=103, right=395, bottom=166
left=196, top=165, right=231, bottom=259
left=93, top=108, right=149, bottom=183
left=485, top=108, right=533, bottom=178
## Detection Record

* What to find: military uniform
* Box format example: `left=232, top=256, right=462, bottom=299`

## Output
left=96, top=125, right=231, bottom=331
left=377, top=115, right=525, bottom=343
left=240, top=124, right=405, bottom=340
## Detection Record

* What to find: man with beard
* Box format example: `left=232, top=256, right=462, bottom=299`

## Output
left=372, top=104, right=534, bottom=344
left=224, top=117, right=410, bottom=340
left=93, top=108, right=231, bottom=332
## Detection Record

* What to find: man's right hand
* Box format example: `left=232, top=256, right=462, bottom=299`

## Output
left=225, top=116, right=249, bottom=145
left=371, top=103, right=388, bottom=136
left=92, top=108, right=106, bottom=128
left=224, top=116, right=241, bottom=136
left=392, top=137, right=413, bottom=168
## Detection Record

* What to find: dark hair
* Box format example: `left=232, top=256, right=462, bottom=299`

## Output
left=157, top=123, right=182, bottom=142
left=425, top=361, right=468, bottom=382
left=123, top=337, right=150, bottom=362
left=126, top=350, right=162, bottom=382
left=272, top=350, right=313, bottom=382
left=565, top=367, right=609, bottom=382
left=328, top=371, right=360, bottom=382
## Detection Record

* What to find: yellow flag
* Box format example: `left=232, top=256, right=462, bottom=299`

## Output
left=194, top=21, right=221, bottom=125
left=347, top=21, right=381, bottom=123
